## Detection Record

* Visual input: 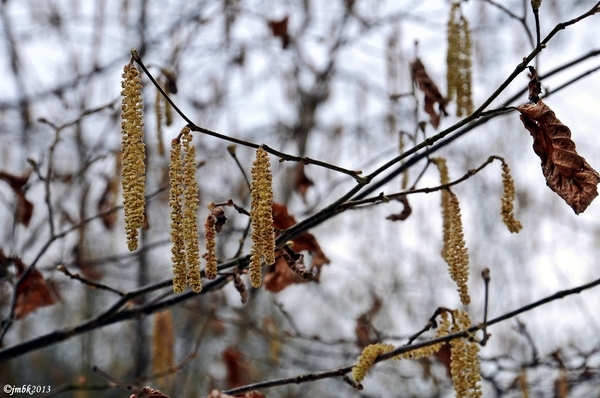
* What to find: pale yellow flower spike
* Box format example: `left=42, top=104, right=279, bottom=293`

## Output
left=499, top=159, right=523, bottom=233
left=446, top=3, right=474, bottom=117
left=120, top=63, right=146, bottom=251
left=450, top=310, right=483, bottom=398
left=181, top=129, right=202, bottom=293
left=249, top=146, right=275, bottom=288
left=446, top=3, right=461, bottom=104
left=203, top=207, right=218, bottom=280
left=152, top=310, right=175, bottom=386
left=434, top=158, right=452, bottom=260
left=154, top=89, right=165, bottom=157
left=169, top=137, right=186, bottom=293
left=352, top=343, right=395, bottom=383
left=433, top=158, right=471, bottom=305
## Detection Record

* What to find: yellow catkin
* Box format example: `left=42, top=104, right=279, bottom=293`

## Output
left=181, top=129, right=202, bottom=293
left=152, top=310, right=175, bottom=381
left=434, top=158, right=471, bottom=305
left=165, top=99, right=173, bottom=127
left=203, top=207, right=218, bottom=280
left=169, top=137, right=186, bottom=293
left=249, top=146, right=275, bottom=288
left=352, top=343, right=395, bottom=383
left=446, top=3, right=474, bottom=117
left=518, top=368, right=530, bottom=398
left=446, top=3, right=461, bottom=105
left=450, top=310, right=482, bottom=398
left=263, top=318, right=281, bottom=364
left=447, top=192, right=470, bottom=305
left=155, top=89, right=165, bottom=157
left=499, top=159, right=523, bottom=233
left=120, top=63, right=146, bottom=251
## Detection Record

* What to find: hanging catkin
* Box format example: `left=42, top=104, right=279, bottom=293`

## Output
left=120, top=63, right=146, bottom=251
left=446, top=3, right=474, bottom=117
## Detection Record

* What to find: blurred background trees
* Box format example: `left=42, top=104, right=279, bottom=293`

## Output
left=1, top=0, right=600, bottom=397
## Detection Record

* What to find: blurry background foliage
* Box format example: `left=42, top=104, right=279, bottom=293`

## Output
left=0, top=0, right=600, bottom=397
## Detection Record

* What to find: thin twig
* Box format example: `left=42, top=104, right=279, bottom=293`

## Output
left=481, top=268, right=491, bottom=346
left=56, top=265, right=125, bottom=296
left=341, top=156, right=497, bottom=209
left=131, top=51, right=365, bottom=183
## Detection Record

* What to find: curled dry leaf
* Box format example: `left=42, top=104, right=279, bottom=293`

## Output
left=130, top=387, right=171, bottom=398
left=264, top=256, right=304, bottom=293
left=518, top=100, right=600, bottom=214
left=386, top=195, right=412, bottom=221
left=97, top=176, right=119, bottom=229
left=211, top=206, right=228, bottom=233
left=14, top=258, right=56, bottom=319
left=410, top=57, right=447, bottom=128
left=355, top=293, right=382, bottom=349
left=0, top=171, right=34, bottom=227
left=294, top=163, right=314, bottom=203
left=264, top=203, right=330, bottom=292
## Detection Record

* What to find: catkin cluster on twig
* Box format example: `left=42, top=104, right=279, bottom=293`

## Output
left=169, top=127, right=201, bottom=293
left=450, top=310, right=483, bottom=398
left=249, top=146, right=275, bottom=288
left=434, top=158, right=471, bottom=305
left=352, top=312, right=452, bottom=383
left=446, top=2, right=473, bottom=117
left=120, top=63, right=146, bottom=251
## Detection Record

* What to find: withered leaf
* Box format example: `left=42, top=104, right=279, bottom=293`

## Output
left=265, top=203, right=330, bottom=292
left=0, top=171, right=34, bottom=226
left=386, top=195, right=412, bottom=221
left=14, top=258, right=56, bottom=319
left=264, top=256, right=305, bottom=293
left=268, top=16, right=290, bottom=48
left=293, top=163, right=314, bottom=203
left=223, top=346, right=250, bottom=389
left=518, top=101, right=600, bottom=214
left=410, top=57, right=447, bottom=128
left=355, top=293, right=382, bottom=349
left=97, top=176, right=119, bottom=229
left=527, top=66, right=542, bottom=103
left=211, top=206, right=227, bottom=233
left=130, top=387, right=171, bottom=398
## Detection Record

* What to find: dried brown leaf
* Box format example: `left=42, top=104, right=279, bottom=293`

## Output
left=293, top=163, right=314, bottom=203
left=0, top=171, right=34, bottom=226
left=527, top=66, right=542, bottom=103
left=268, top=16, right=290, bottom=48
left=386, top=195, right=412, bottom=221
left=14, top=258, right=56, bottom=319
left=267, top=203, right=330, bottom=291
left=130, top=386, right=171, bottom=398
left=410, top=58, right=447, bottom=128
left=223, top=346, right=250, bottom=389
left=354, top=293, right=382, bottom=349
left=212, top=206, right=227, bottom=233
left=97, top=176, right=119, bottom=229
left=518, top=101, right=600, bottom=214
left=264, top=256, right=304, bottom=293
